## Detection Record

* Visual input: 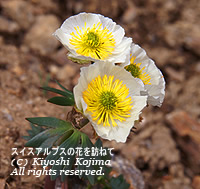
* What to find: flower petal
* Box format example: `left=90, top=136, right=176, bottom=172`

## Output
left=123, top=43, right=165, bottom=107
left=53, top=13, right=131, bottom=63
left=74, top=62, right=147, bottom=142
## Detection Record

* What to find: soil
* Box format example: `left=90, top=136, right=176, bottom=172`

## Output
left=0, top=0, right=200, bottom=189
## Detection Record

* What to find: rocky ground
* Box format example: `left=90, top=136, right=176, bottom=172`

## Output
left=0, top=0, right=200, bottom=189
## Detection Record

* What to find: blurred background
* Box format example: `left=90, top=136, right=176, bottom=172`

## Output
left=0, top=0, right=200, bottom=188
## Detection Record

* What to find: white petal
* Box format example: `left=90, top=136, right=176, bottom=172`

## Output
left=88, top=61, right=144, bottom=95
left=53, top=29, right=71, bottom=50
left=53, top=13, right=101, bottom=60
left=61, top=13, right=100, bottom=34
left=123, top=43, right=166, bottom=107
left=144, top=74, right=165, bottom=107
left=107, top=37, right=132, bottom=63
left=73, top=63, right=100, bottom=110
left=89, top=95, right=147, bottom=143
left=73, top=62, right=147, bottom=143
left=53, top=12, right=131, bottom=63
left=98, top=14, right=125, bottom=45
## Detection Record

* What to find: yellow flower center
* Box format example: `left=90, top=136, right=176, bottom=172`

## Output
left=69, top=22, right=116, bottom=60
left=125, top=56, right=151, bottom=85
left=83, top=75, right=133, bottom=127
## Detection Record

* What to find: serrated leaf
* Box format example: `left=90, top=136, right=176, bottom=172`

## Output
left=45, top=135, right=75, bottom=172
left=47, top=131, right=81, bottom=181
left=47, top=96, right=74, bottom=106
left=81, top=133, right=94, bottom=148
left=55, top=130, right=74, bottom=146
left=36, top=131, right=75, bottom=164
left=23, top=123, right=44, bottom=141
left=35, top=135, right=61, bottom=154
left=30, top=123, right=43, bottom=134
left=25, top=117, right=118, bottom=186
left=25, top=130, right=52, bottom=147
left=25, top=118, right=74, bottom=149
left=26, top=117, right=72, bottom=129
left=39, top=135, right=60, bottom=150
left=78, top=133, right=96, bottom=185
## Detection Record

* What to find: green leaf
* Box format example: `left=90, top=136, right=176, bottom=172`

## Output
left=42, top=86, right=72, bottom=98
left=25, top=117, right=122, bottom=186
left=25, top=118, right=75, bottom=149
left=55, top=80, right=73, bottom=96
left=38, top=135, right=60, bottom=150
left=47, top=96, right=75, bottom=106
left=45, top=131, right=81, bottom=181
left=110, top=175, right=130, bottom=189
left=60, top=131, right=81, bottom=181
left=25, top=130, right=52, bottom=147
left=26, top=117, right=72, bottom=129
left=42, top=86, right=74, bottom=104
left=34, top=135, right=61, bottom=154
left=78, top=133, right=96, bottom=185
left=95, top=138, right=102, bottom=148
left=55, top=130, right=74, bottom=145
left=59, top=131, right=80, bottom=151
left=23, top=123, right=44, bottom=141
left=81, top=133, right=94, bottom=148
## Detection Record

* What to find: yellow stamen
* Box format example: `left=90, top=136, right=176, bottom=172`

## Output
left=125, top=55, right=151, bottom=85
left=83, top=75, right=133, bottom=127
left=69, top=22, right=115, bottom=60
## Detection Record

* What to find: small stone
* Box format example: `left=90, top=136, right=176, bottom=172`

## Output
left=26, top=100, right=33, bottom=105
left=74, top=1, right=84, bottom=13
left=49, top=65, right=59, bottom=76
left=63, top=65, right=77, bottom=78
left=192, top=176, right=200, bottom=189
left=0, top=40, right=20, bottom=66
left=35, top=97, right=42, bottom=102
left=0, top=179, right=5, bottom=188
left=2, top=109, right=13, bottom=121
left=11, top=65, right=24, bottom=76
left=169, top=163, right=184, bottom=177
left=166, top=111, right=200, bottom=142
left=32, top=106, right=39, bottom=113
left=50, top=48, right=69, bottom=65
left=0, top=16, right=20, bottom=34
left=112, top=156, right=145, bottom=189
left=4, top=113, right=13, bottom=122
left=162, top=25, right=181, bottom=48
left=72, top=73, right=80, bottom=86
left=195, top=62, right=200, bottom=73
left=31, top=0, right=59, bottom=14
left=57, top=64, right=76, bottom=81
left=122, top=1, right=136, bottom=23
left=24, top=15, right=60, bottom=56
left=185, top=36, right=200, bottom=56
left=148, top=47, right=185, bottom=67
left=1, top=0, right=35, bottom=29
left=165, top=67, right=185, bottom=82
left=166, top=111, right=200, bottom=173
left=120, top=124, right=180, bottom=176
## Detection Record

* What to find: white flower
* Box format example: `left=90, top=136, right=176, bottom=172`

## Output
left=74, top=62, right=147, bottom=143
left=53, top=12, right=132, bottom=64
left=123, top=43, right=165, bottom=107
